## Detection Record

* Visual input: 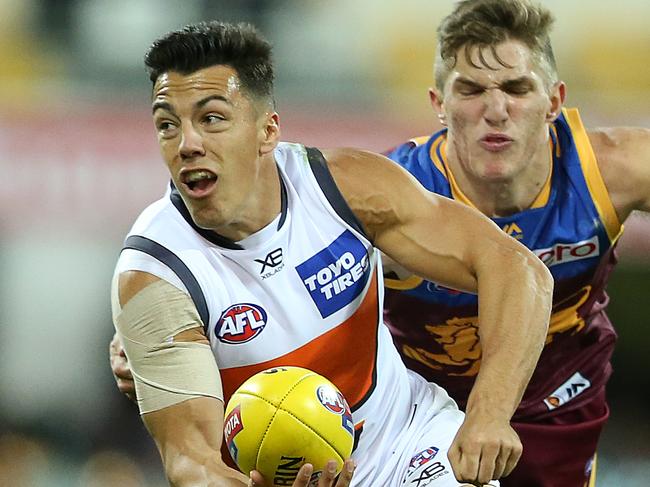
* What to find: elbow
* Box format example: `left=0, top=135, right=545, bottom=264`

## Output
left=165, top=456, right=241, bottom=487
left=164, top=456, right=213, bottom=487
left=531, top=254, right=553, bottom=294
left=527, top=254, right=554, bottom=324
left=165, top=458, right=194, bottom=487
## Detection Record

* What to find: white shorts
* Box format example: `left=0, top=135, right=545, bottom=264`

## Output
left=362, top=370, right=499, bottom=486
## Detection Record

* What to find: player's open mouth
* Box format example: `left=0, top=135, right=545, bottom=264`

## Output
left=479, top=133, right=513, bottom=152
left=181, top=169, right=218, bottom=198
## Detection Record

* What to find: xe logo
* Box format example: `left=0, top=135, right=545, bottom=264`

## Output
left=255, top=248, right=284, bottom=279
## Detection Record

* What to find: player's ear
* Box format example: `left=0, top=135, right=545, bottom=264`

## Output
left=429, top=88, right=447, bottom=127
left=546, top=81, right=566, bottom=122
left=259, top=111, right=280, bottom=155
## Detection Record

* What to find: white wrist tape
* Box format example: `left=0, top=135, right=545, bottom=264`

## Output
left=112, top=278, right=223, bottom=414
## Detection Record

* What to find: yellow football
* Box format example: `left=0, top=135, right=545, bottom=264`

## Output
left=223, top=366, right=354, bottom=486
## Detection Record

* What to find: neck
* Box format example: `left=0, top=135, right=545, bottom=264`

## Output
left=445, top=140, right=551, bottom=218
left=216, top=155, right=283, bottom=242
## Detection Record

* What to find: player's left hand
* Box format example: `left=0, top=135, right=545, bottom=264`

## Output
left=249, top=459, right=355, bottom=487
left=447, top=413, right=521, bottom=486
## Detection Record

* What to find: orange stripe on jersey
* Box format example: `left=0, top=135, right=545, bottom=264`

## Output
left=220, top=271, right=380, bottom=410
left=563, top=108, right=621, bottom=242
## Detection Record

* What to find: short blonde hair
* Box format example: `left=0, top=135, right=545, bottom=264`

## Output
left=434, top=0, right=558, bottom=90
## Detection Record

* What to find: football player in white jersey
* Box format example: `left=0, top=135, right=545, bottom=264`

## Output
left=110, top=21, right=553, bottom=487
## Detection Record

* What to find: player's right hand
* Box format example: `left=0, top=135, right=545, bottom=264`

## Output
left=249, top=459, right=355, bottom=487
left=109, top=332, right=136, bottom=402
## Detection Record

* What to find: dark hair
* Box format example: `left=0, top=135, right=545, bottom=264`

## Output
left=145, top=21, right=274, bottom=101
left=435, top=0, right=557, bottom=90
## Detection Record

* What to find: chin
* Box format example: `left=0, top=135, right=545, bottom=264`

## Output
left=188, top=207, right=223, bottom=231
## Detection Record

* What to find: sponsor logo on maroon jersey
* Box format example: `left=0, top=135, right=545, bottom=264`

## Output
left=543, top=371, right=591, bottom=410
left=533, top=236, right=600, bottom=267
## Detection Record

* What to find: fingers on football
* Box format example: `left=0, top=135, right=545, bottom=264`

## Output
left=334, top=459, right=356, bottom=486
left=292, top=463, right=314, bottom=487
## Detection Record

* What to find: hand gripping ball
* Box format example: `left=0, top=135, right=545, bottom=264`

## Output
left=223, top=366, right=354, bottom=485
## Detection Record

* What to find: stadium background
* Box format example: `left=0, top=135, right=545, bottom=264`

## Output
left=0, top=0, right=648, bottom=485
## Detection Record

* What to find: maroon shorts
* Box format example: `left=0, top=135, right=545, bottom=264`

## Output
left=502, top=388, right=608, bottom=487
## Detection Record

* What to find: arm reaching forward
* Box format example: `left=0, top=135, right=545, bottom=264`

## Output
left=325, top=148, right=553, bottom=485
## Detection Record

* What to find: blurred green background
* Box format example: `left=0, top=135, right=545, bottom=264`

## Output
left=0, top=0, right=648, bottom=485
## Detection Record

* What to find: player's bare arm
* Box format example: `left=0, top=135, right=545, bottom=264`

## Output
left=113, top=271, right=354, bottom=487
left=115, top=270, right=249, bottom=486
left=326, top=147, right=553, bottom=485
left=589, top=127, right=650, bottom=220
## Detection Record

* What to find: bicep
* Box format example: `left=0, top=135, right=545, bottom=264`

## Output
left=374, top=187, right=510, bottom=293
left=112, top=270, right=223, bottom=413
left=324, top=148, right=517, bottom=293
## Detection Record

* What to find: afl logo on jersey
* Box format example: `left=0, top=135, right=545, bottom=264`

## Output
left=216, top=303, right=268, bottom=344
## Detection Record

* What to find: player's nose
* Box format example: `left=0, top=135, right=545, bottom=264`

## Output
left=179, top=122, right=206, bottom=160
left=483, top=88, right=509, bottom=126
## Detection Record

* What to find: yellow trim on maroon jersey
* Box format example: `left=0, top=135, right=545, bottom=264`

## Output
left=442, top=143, right=478, bottom=210
left=550, top=124, right=561, bottom=158
left=384, top=274, right=424, bottom=291
left=587, top=454, right=597, bottom=487
left=562, top=108, right=621, bottom=242
left=409, top=135, right=430, bottom=146
left=428, top=136, right=449, bottom=178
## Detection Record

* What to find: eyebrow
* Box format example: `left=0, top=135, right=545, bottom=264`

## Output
left=454, top=77, right=484, bottom=89
left=453, top=75, right=535, bottom=89
left=152, top=94, right=232, bottom=115
left=152, top=101, right=173, bottom=114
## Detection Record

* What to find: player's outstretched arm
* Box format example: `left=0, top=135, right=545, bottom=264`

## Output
left=250, top=459, right=356, bottom=487
left=325, top=148, right=553, bottom=485
left=113, top=271, right=248, bottom=486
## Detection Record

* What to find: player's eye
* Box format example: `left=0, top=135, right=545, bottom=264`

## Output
left=204, top=114, right=225, bottom=125
left=502, top=82, right=534, bottom=96
left=158, top=121, right=174, bottom=130
left=155, top=119, right=178, bottom=138
left=456, top=84, right=484, bottom=96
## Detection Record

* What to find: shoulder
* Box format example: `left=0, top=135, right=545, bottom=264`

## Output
left=322, top=147, right=411, bottom=181
left=117, top=271, right=162, bottom=307
left=588, top=127, right=650, bottom=218
left=384, top=136, right=429, bottom=162
left=320, top=147, right=417, bottom=202
left=318, top=147, right=441, bottom=238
